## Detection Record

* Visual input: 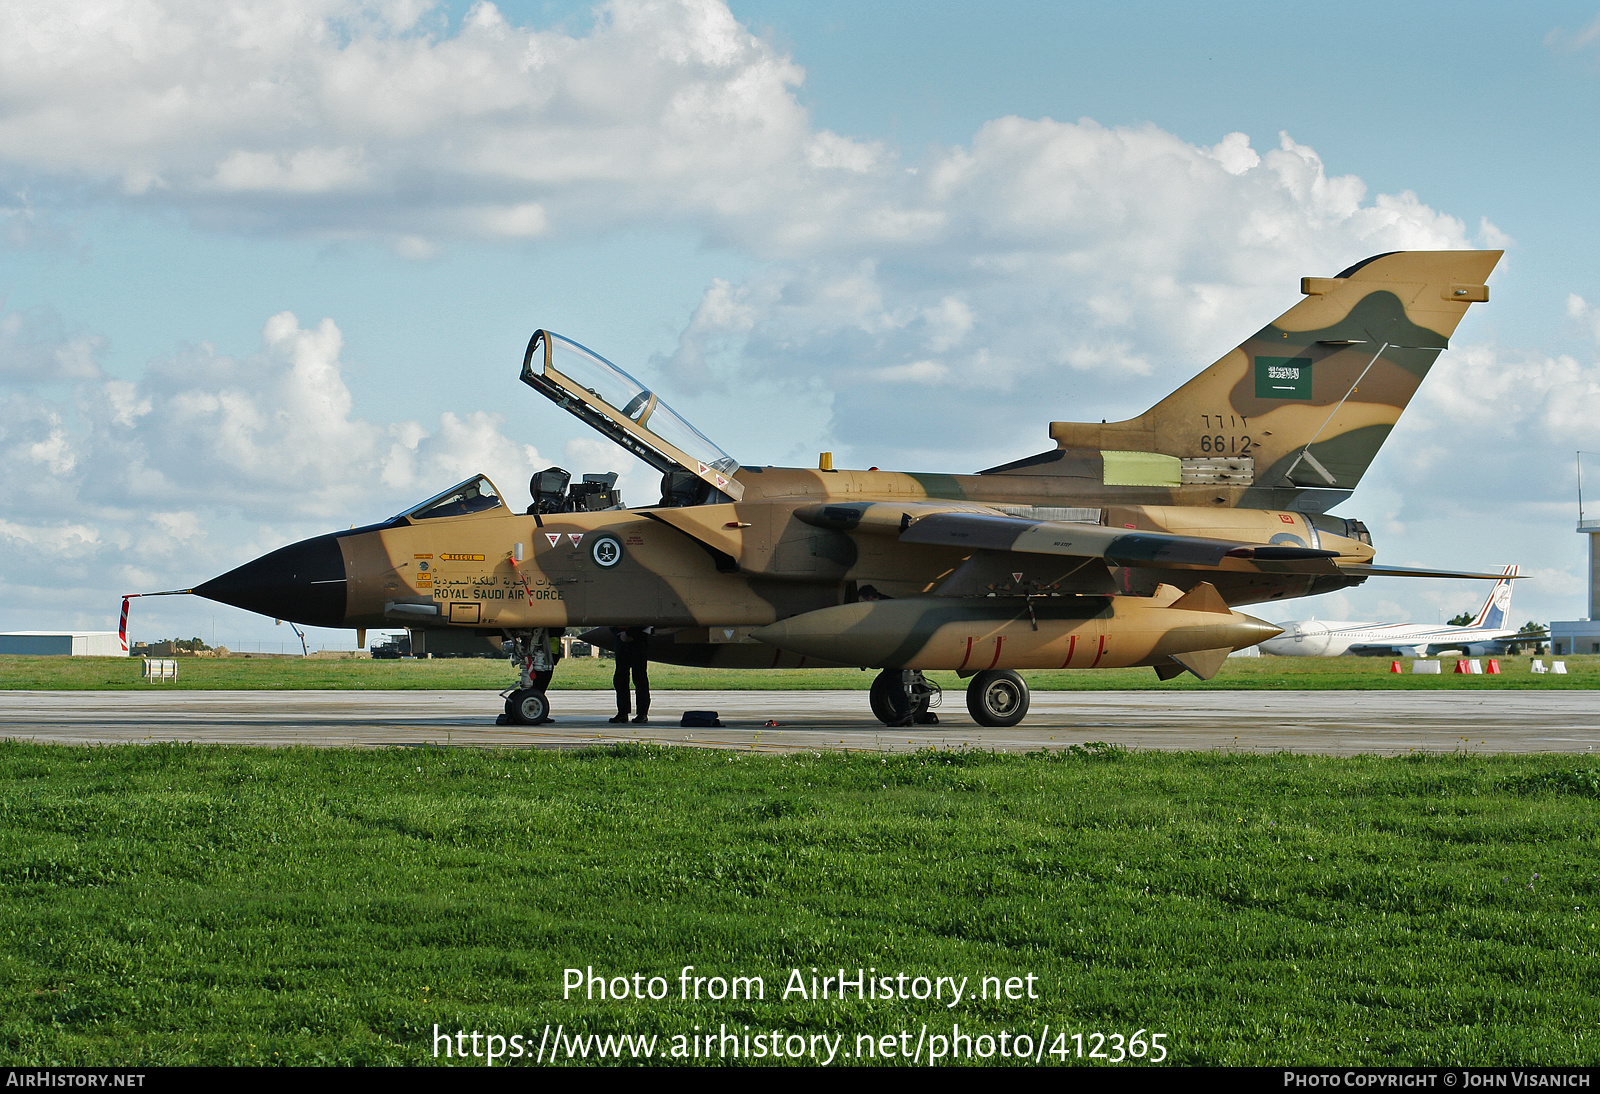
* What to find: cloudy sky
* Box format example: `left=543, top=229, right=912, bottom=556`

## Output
left=5, top=0, right=1600, bottom=649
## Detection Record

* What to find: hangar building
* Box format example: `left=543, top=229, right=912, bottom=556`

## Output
left=0, top=631, right=126, bottom=656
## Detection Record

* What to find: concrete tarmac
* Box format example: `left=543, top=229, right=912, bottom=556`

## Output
left=3, top=689, right=1599, bottom=754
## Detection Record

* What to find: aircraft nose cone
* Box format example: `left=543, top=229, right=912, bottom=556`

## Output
left=194, top=532, right=348, bottom=628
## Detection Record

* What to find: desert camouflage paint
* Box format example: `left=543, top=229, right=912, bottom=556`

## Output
left=195, top=251, right=1501, bottom=682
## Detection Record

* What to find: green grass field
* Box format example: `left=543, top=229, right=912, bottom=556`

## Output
left=5, top=651, right=1595, bottom=1066
left=3, top=653, right=1596, bottom=691
left=2, top=742, right=1597, bottom=1066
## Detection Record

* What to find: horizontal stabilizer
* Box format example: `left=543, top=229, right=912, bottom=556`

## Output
left=1338, top=564, right=1522, bottom=581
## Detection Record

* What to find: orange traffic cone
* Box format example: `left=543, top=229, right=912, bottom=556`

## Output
left=1453, top=659, right=1469, bottom=674
left=1389, top=660, right=1402, bottom=673
left=1486, top=659, right=1501, bottom=674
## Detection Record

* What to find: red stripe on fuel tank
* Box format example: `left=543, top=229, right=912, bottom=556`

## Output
left=1088, top=635, right=1108, bottom=667
left=1060, top=633, right=1077, bottom=669
left=986, top=635, right=1005, bottom=670
left=958, top=637, right=974, bottom=672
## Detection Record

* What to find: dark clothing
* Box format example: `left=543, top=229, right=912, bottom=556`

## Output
left=612, top=627, right=651, bottom=717
left=531, top=631, right=563, bottom=694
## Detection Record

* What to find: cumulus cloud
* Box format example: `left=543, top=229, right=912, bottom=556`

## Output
left=0, top=309, right=550, bottom=626
left=0, top=0, right=1567, bottom=633
left=1568, top=294, right=1600, bottom=343
left=0, top=306, right=104, bottom=383
left=0, top=2, right=1494, bottom=472
left=653, top=124, right=1483, bottom=469
left=1398, top=340, right=1600, bottom=508
left=0, top=0, right=882, bottom=248
left=57, top=310, right=549, bottom=520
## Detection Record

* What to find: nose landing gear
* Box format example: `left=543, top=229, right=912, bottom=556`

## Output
left=500, top=629, right=557, bottom=725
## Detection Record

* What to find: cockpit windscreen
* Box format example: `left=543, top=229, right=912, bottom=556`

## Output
left=398, top=475, right=505, bottom=521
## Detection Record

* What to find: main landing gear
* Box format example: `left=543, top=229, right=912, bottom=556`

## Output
left=500, top=629, right=555, bottom=726
left=868, top=670, right=942, bottom=727
left=868, top=668, right=1032, bottom=727
left=963, top=669, right=1030, bottom=728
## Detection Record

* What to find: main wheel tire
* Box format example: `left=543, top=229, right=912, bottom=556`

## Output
left=506, top=688, right=550, bottom=726
left=869, top=669, right=923, bottom=726
left=966, top=670, right=1030, bottom=727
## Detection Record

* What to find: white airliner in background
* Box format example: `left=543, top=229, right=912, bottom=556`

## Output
left=1259, top=566, right=1535, bottom=657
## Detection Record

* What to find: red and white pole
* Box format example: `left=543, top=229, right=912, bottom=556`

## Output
left=116, top=588, right=194, bottom=655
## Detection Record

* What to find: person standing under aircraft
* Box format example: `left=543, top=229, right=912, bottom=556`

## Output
left=530, top=629, right=563, bottom=723
left=609, top=626, right=651, bottom=724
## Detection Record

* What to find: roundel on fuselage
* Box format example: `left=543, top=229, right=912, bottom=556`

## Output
left=591, top=534, right=624, bottom=569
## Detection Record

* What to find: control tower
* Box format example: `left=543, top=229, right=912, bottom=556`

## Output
left=1586, top=517, right=1600, bottom=621
left=1550, top=464, right=1600, bottom=653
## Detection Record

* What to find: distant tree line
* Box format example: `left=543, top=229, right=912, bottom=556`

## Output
left=1443, top=613, right=1546, bottom=635
left=130, top=638, right=213, bottom=656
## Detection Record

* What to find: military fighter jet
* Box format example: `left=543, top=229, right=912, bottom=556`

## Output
left=188, top=249, right=1506, bottom=727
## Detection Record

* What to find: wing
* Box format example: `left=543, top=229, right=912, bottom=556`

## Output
left=792, top=502, right=1502, bottom=596
left=896, top=511, right=1340, bottom=568
left=1347, top=643, right=1430, bottom=658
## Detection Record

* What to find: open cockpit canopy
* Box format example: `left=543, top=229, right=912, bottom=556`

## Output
left=521, top=330, right=743, bottom=502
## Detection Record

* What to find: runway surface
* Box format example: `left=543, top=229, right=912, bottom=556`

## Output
left=3, top=689, right=1599, bottom=754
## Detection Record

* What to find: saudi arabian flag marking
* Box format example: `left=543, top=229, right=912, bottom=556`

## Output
left=1255, top=356, right=1312, bottom=399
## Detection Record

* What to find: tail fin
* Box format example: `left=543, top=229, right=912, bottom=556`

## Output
left=990, top=250, right=1502, bottom=512
left=1471, top=565, right=1518, bottom=629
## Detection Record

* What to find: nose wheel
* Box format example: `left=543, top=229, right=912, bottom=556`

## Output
left=965, top=670, right=1030, bottom=727
left=504, top=687, right=550, bottom=725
